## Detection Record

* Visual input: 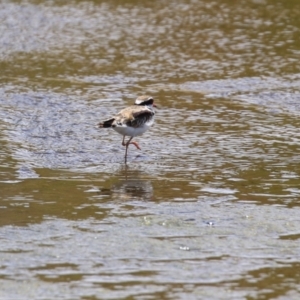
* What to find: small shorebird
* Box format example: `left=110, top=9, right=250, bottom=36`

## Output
left=98, top=95, right=157, bottom=161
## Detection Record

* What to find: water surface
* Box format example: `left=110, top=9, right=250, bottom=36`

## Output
left=1, top=0, right=300, bottom=299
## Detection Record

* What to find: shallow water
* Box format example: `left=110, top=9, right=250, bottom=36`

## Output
left=1, top=0, right=300, bottom=299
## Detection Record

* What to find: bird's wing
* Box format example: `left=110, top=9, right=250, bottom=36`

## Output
left=130, top=106, right=154, bottom=128
left=116, top=105, right=152, bottom=120
left=98, top=118, right=115, bottom=128
left=132, top=107, right=154, bottom=118
left=110, top=106, right=155, bottom=128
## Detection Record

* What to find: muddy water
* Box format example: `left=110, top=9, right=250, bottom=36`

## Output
left=1, top=0, right=300, bottom=299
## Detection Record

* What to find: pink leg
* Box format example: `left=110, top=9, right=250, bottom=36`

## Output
left=123, top=137, right=141, bottom=161
left=122, top=136, right=141, bottom=150
left=124, top=137, right=133, bottom=159
left=128, top=141, right=141, bottom=150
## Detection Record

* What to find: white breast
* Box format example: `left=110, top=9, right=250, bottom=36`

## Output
left=113, top=118, right=154, bottom=137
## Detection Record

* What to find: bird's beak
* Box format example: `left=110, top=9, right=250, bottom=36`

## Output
left=153, top=103, right=158, bottom=108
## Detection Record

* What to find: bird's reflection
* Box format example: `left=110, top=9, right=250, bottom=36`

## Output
left=109, top=165, right=154, bottom=201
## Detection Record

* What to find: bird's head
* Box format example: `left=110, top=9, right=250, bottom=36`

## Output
left=135, top=95, right=157, bottom=107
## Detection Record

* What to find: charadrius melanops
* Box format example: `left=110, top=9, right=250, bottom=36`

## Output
left=99, top=95, right=157, bottom=161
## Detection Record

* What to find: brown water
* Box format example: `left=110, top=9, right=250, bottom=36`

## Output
left=1, top=0, right=300, bottom=299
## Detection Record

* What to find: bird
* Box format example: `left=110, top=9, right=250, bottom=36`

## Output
left=98, top=95, right=157, bottom=161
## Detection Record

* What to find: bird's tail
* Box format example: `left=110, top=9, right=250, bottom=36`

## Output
left=98, top=118, right=114, bottom=128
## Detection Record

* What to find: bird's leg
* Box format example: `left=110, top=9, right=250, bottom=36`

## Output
left=128, top=141, right=141, bottom=150
left=122, top=136, right=141, bottom=150
left=122, top=136, right=126, bottom=146
left=124, top=137, right=133, bottom=159
left=124, top=137, right=141, bottom=159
